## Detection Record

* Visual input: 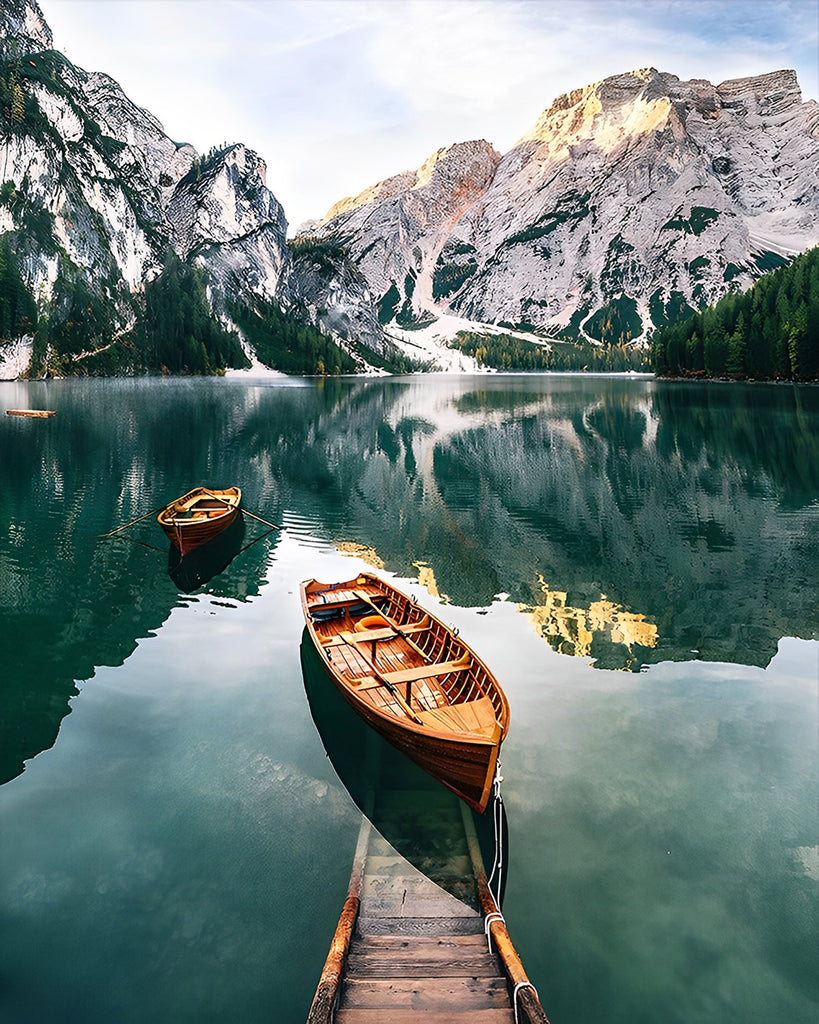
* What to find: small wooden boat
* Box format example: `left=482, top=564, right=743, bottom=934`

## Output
left=300, top=572, right=510, bottom=813
left=157, top=486, right=241, bottom=556
left=6, top=409, right=56, bottom=417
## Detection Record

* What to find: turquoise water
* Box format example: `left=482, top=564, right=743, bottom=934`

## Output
left=0, top=375, right=816, bottom=1023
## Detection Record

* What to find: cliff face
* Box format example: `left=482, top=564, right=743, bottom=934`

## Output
left=0, top=0, right=290, bottom=375
left=2, top=0, right=51, bottom=49
left=301, top=67, right=819, bottom=350
left=167, top=145, right=288, bottom=307
left=447, top=68, right=819, bottom=337
left=309, top=141, right=500, bottom=324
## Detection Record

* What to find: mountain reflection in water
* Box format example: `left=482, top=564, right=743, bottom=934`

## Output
left=520, top=577, right=659, bottom=671
left=1, top=375, right=816, bottom=785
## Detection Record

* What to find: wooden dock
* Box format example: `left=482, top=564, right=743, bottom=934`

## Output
left=307, top=790, right=549, bottom=1024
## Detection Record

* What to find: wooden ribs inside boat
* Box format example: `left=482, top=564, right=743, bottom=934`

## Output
left=300, top=573, right=510, bottom=813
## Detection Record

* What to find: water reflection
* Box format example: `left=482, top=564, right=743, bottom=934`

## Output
left=0, top=380, right=282, bottom=784
left=2, top=375, right=817, bottom=785
left=520, top=577, right=659, bottom=671
left=300, top=634, right=507, bottom=908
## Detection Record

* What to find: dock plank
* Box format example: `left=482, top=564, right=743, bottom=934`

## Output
left=341, top=976, right=512, bottom=1010
left=335, top=1011, right=515, bottom=1024
left=356, top=915, right=486, bottom=937
left=360, top=893, right=480, bottom=919
left=345, top=947, right=501, bottom=978
left=355, top=933, right=487, bottom=949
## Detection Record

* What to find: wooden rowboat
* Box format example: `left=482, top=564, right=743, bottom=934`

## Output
left=300, top=572, right=510, bottom=813
left=157, top=486, right=241, bottom=556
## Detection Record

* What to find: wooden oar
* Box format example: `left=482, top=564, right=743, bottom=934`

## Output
left=97, top=502, right=169, bottom=538
left=200, top=490, right=281, bottom=532
left=242, top=508, right=282, bottom=531
left=337, top=634, right=424, bottom=725
left=236, top=527, right=276, bottom=556
left=353, top=590, right=429, bottom=660
left=110, top=533, right=166, bottom=553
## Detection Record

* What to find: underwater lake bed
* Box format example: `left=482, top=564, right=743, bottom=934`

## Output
left=0, top=374, right=816, bottom=1023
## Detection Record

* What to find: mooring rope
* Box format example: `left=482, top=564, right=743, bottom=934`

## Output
left=484, top=910, right=505, bottom=954
left=487, top=760, right=505, bottom=907
left=513, top=981, right=539, bottom=1024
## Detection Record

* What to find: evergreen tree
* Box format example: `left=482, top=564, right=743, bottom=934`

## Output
left=137, top=250, right=247, bottom=374
left=651, top=246, right=819, bottom=381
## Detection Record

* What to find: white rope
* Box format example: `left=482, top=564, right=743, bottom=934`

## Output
left=513, top=981, right=538, bottom=1024
left=487, top=760, right=505, bottom=906
left=484, top=910, right=505, bottom=954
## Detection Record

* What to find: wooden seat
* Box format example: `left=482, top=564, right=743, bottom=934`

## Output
left=322, top=626, right=397, bottom=647
left=381, top=654, right=471, bottom=685
left=416, top=696, right=500, bottom=738
left=349, top=675, right=386, bottom=692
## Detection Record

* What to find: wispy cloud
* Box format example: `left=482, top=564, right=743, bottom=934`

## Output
left=43, top=0, right=819, bottom=228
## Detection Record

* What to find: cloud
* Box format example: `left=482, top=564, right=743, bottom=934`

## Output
left=42, top=0, right=819, bottom=229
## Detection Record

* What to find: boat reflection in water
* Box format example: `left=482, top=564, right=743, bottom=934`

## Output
left=300, top=633, right=508, bottom=907
left=167, top=513, right=246, bottom=593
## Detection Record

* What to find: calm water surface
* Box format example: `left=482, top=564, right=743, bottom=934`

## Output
left=0, top=375, right=816, bottom=1023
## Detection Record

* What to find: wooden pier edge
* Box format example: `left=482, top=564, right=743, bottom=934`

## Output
left=460, top=802, right=551, bottom=1024
left=307, top=815, right=372, bottom=1024
left=306, top=801, right=550, bottom=1024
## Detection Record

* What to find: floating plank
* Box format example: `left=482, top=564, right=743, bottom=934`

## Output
left=6, top=409, right=56, bottom=418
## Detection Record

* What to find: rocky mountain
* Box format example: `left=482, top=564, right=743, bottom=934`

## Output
left=0, top=0, right=350, bottom=378
left=1, top=1, right=818, bottom=377
left=307, top=67, right=819, bottom=353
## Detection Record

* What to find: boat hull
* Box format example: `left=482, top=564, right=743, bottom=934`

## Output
left=300, top=573, right=509, bottom=813
left=337, top=682, right=501, bottom=813
left=158, top=486, right=242, bottom=556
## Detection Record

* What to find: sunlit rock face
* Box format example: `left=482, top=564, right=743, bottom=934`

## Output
left=300, top=67, right=819, bottom=346
left=450, top=68, right=819, bottom=337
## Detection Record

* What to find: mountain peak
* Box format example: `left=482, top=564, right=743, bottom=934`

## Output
left=413, top=139, right=501, bottom=189
left=517, top=67, right=674, bottom=155
left=319, top=139, right=500, bottom=225
left=716, top=69, right=803, bottom=114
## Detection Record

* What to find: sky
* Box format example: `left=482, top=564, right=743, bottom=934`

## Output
left=41, top=0, right=819, bottom=232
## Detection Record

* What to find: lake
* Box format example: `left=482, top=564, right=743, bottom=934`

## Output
left=0, top=374, right=816, bottom=1024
